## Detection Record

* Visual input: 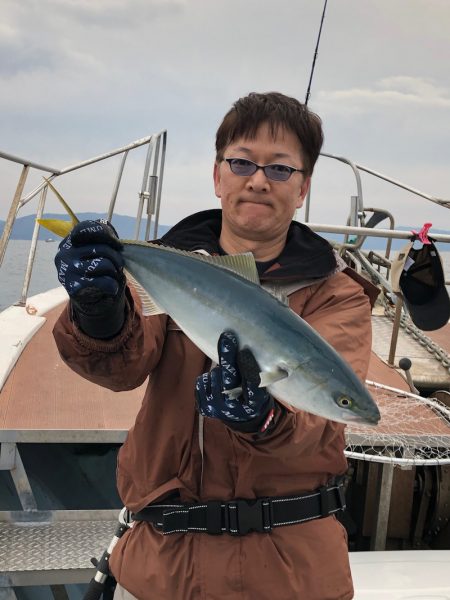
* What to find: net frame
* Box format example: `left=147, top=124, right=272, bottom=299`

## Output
left=344, top=380, right=450, bottom=466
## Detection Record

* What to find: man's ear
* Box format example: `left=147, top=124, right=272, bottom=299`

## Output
left=213, top=162, right=222, bottom=198
left=296, top=176, right=311, bottom=209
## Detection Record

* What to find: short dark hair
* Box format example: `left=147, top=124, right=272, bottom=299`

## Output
left=215, top=92, right=323, bottom=176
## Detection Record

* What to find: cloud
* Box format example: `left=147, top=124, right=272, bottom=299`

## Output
left=316, top=76, right=450, bottom=115
left=1, top=0, right=449, bottom=227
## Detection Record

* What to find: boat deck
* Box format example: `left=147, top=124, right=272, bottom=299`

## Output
left=0, top=302, right=145, bottom=443
left=372, top=312, right=450, bottom=391
left=0, top=511, right=118, bottom=587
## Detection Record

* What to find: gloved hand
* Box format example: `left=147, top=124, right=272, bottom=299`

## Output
left=55, top=219, right=126, bottom=339
left=195, top=331, right=276, bottom=434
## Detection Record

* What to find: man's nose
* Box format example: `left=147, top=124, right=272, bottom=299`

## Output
left=246, top=167, right=270, bottom=191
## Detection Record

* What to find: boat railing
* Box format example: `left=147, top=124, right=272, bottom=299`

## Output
left=0, top=130, right=167, bottom=306
left=305, top=150, right=450, bottom=277
left=305, top=151, right=450, bottom=369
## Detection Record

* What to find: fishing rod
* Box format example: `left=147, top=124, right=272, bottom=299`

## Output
left=305, top=0, right=328, bottom=106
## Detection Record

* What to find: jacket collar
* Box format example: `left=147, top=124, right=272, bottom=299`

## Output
left=159, top=209, right=337, bottom=282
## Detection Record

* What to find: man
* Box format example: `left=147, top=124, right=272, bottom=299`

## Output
left=53, top=92, right=375, bottom=599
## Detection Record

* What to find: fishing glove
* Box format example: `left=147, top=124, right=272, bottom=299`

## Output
left=55, top=219, right=126, bottom=339
left=195, top=331, right=275, bottom=434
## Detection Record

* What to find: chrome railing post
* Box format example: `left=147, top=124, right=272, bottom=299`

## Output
left=107, top=150, right=129, bottom=223
left=152, top=130, right=167, bottom=240
left=135, top=137, right=155, bottom=240
left=0, top=165, right=30, bottom=267
left=19, top=185, right=49, bottom=305
left=145, top=136, right=161, bottom=240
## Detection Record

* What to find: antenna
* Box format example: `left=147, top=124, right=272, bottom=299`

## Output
left=305, top=0, right=328, bottom=106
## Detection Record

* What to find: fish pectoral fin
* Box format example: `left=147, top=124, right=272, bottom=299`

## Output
left=259, top=368, right=289, bottom=388
left=125, top=269, right=166, bottom=316
left=223, top=370, right=289, bottom=396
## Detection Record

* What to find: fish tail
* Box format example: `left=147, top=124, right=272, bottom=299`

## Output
left=37, top=177, right=80, bottom=238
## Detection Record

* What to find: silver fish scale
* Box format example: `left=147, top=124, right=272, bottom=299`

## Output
left=0, top=520, right=116, bottom=572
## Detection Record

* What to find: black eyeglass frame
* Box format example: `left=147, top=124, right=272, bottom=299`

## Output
left=223, top=157, right=306, bottom=181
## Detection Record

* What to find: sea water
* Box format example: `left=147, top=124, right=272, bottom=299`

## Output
left=1, top=239, right=450, bottom=313
left=0, top=240, right=60, bottom=311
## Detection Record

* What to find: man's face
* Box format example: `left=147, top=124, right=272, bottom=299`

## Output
left=214, top=122, right=310, bottom=245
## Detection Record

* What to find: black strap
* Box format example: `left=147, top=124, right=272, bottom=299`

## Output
left=132, top=481, right=346, bottom=536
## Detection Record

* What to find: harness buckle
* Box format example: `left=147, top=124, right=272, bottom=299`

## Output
left=226, top=498, right=272, bottom=535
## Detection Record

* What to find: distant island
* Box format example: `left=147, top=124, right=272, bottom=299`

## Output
left=0, top=213, right=172, bottom=241
left=1, top=213, right=449, bottom=252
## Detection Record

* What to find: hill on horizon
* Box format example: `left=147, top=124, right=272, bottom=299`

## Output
left=0, top=213, right=172, bottom=241
left=1, top=214, right=449, bottom=252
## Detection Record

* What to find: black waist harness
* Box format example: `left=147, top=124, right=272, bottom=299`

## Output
left=132, top=480, right=346, bottom=536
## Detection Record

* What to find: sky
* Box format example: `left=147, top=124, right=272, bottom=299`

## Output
left=1, top=0, right=450, bottom=234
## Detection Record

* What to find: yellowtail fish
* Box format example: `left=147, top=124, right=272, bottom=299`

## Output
left=39, top=180, right=380, bottom=425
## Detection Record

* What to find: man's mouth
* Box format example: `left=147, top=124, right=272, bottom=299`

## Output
left=239, top=198, right=272, bottom=207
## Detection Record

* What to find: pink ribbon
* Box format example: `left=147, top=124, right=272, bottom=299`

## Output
left=411, top=222, right=432, bottom=245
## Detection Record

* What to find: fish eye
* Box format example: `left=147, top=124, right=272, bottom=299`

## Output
left=336, top=395, right=353, bottom=409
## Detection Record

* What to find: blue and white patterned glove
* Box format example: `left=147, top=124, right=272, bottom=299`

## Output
left=55, top=219, right=126, bottom=339
left=195, top=331, right=275, bottom=433
left=55, top=219, right=124, bottom=297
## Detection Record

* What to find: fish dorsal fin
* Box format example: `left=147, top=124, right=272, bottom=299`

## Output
left=123, top=241, right=260, bottom=285
left=124, top=269, right=166, bottom=316
left=199, top=252, right=259, bottom=284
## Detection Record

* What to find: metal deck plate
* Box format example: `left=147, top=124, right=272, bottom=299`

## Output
left=0, top=520, right=117, bottom=586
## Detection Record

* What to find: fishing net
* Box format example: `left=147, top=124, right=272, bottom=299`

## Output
left=344, top=380, right=450, bottom=466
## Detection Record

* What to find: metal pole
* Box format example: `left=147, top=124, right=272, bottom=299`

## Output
left=320, top=151, right=450, bottom=207
left=135, top=138, right=155, bottom=240
left=306, top=223, right=450, bottom=243
left=0, top=150, right=59, bottom=174
left=18, top=133, right=165, bottom=209
left=388, top=295, right=404, bottom=366
left=19, top=185, right=49, bottom=305
left=0, top=165, right=30, bottom=267
left=107, top=150, right=129, bottom=223
left=145, top=176, right=158, bottom=240
left=153, top=130, right=167, bottom=239
left=145, top=136, right=161, bottom=240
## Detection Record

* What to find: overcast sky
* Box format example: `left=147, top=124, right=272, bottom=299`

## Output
left=1, top=0, right=449, bottom=234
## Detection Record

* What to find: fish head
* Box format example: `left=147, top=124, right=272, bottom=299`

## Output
left=322, top=374, right=381, bottom=425
left=273, top=362, right=380, bottom=425
left=294, top=346, right=381, bottom=425
left=269, top=364, right=380, bottom=426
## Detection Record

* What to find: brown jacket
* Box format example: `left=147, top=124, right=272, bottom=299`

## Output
left=53, top=268, right=372, bottom=600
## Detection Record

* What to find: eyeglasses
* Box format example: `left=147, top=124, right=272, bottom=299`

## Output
left=224, top=158, right=305, bottom=182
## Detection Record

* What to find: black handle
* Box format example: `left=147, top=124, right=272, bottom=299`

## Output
left=83, top=578, right=106, bottom=600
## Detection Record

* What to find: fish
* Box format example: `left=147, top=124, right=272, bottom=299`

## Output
left=38, top=179, right=380, bottom=425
